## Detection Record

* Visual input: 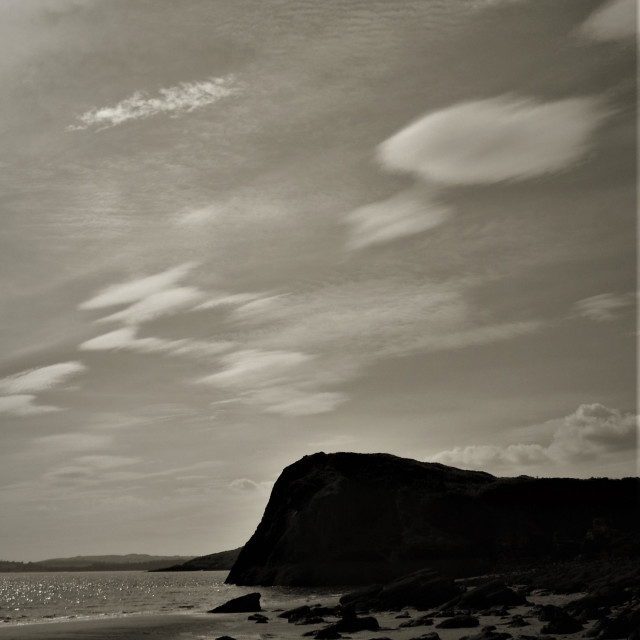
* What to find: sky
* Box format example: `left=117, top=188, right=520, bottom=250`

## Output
left=0, top=0, right=636, bottom=561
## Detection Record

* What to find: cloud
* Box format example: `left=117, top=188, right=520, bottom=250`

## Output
left=0, top=361, right=87, bottom=394
left=69, top=75, right=241, bottom=130
left=378, top=96, right=606, bottom=185
left=0, top=394, right=62, bottom=416
left=195, top=280, right=540, bottom=416
left=80, top=263, right=196, bottom=310
left=80, top=326, right=233, bottom=359
left=578, top=0, right=636, bottom=42
left=345, top=187, right=452, bottom=249
left=249, top=387, right=348, bottom=416
left=575, top=292, right=635, bottom=322
left=33, top=433, right=112, bottom=452
left=97, top=286, right=205, bottom=325
left=199, top=349, right=348, bottom=416
left=229, top=478, right=274, bottom=493
left=200, top=349, right=314, bottom=390
left=428, top=403, right=637, bottom=474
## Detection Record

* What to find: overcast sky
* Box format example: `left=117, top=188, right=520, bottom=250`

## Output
left=0, top=0, right=636, bottom=561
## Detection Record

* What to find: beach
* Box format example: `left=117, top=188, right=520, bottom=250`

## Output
left=0, top=590, right=603, bottom=640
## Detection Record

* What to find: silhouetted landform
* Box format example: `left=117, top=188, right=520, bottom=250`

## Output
left=226, top=452, right=640, bottom=586
left=152, top=547, right=242, bottom=572
left=0, top=554, right=195, bottom=572
left=207, top=592, right=262, bottom=613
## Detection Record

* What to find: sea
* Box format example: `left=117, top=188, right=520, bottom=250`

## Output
left=0, top=571, right=344, bottom=627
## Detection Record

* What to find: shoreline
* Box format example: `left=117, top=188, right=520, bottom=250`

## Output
left=0, top=590, right=604, bottom=640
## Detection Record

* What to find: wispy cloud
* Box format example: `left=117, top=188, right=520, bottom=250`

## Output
left=345, top=187, right=451, bottom=250
left=0, top=395, right=62, bottom=417
left=80, top=263, right=196, bottom=310
left=378, top=96, right=607, bottom=185
left=428, top=403, right=637, bottom=475
left=69, top=75, right=241, bottom=130
left=0, top=362, right=87, bottom=394
left=194, top=278, right=540, bottom=416
left=98, top=287, right=206, bottom=325
left=80, top=326, right=233, bottom=359
left=578, top=0, right=636, bottom=42
left=198, top=349, right=347, bottom=416
left=33, top=433, right=112, bottom=452
left=575, top=292, right=635, bottom=322
left=0, top=362, right=87, bottom=417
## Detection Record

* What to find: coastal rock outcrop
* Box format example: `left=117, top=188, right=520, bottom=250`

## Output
left=208, top=592, right=261, bottom=613
left=225, top=452, right=640, bottom=586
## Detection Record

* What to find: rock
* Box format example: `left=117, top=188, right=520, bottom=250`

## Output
left=279, top=605, right=313, bottom=622
left=311, top=604, right=342, bottom=617
left=215, top=637, right=237, bottom=640
left=207, top=592, right=261, bottom=613
left=295, top=616, right=326, bottom=625
left=341, top=568, right=461, bottom=611
left=507, top=615, right=529, bottom=627
left=408, top=633, right=441, bottom=640
left=534, top=605, right=566, bottom=622
left=540, top=616, right=582, bottom=634
left=588, top=606, right=640, bottom=639
left=436, top=615, right=480, bottom=629
left=247, top=613, right=268, bottom=621
left=313, top=614, right=380, bottom=637
left=314, top=627, right=343, bottom=639
left=400, top=615, right=434, bottom=628
left=460, top=628, right=512, bottom=640
left=396, top=611, right=412, bottom=618
left=447, top=580, right=527, bottom=610
left=566, top=588, right=631, bottom=619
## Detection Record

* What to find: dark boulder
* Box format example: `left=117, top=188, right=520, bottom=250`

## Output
left=587, top=606, right=640, bottom=639
left=540, top=616, right=582, bottom=634
left=208, top=592, right=261, bottom=613
left=460, top=627, right=513, bottom=640
left=447, top=580, right=527, bottom=610
left=400, top=615, right=434, bottom=628
left=436, top=615, right=480, bottom=629
left=341, top=568, right=460, bottom=611
left=507, top=615, right=529, bottom=628
left=279, top=605, right=313, bottom=621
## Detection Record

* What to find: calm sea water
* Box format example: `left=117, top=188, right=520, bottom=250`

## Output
left=0, top=571, right=344, bottom=627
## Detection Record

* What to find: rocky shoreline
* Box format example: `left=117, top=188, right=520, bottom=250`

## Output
left=206, top=562, right=640, bottom=640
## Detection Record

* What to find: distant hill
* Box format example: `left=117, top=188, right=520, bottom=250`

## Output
left=226, top=452, right=640, bottom=586
left=152, top=547, right=242, bottom=572
left=0, top=554, right=196, bottom=572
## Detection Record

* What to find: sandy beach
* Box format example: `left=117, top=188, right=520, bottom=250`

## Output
left=0, top=591, right=600, bottom=640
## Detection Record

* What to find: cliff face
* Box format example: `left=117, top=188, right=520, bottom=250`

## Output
left=225, top=452, right=640, bottom=587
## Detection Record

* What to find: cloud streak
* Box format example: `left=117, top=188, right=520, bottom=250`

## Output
left=345, top=187, right=451, bottom=250
left=69, top=76, right=241, bottom=130
left=575, top=292, right=635, bottom=322
left=80, top=263, right=197, bottom=310
left=0, top=394, right=62, bottom=417
left=578, top=0, right=636, bottom=42
left=0, top=362, right=87, bottom=394
left=0, top=362, right=87, bottom=417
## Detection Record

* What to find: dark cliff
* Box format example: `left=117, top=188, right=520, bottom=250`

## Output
left=225, top=452, right=640, bottom=587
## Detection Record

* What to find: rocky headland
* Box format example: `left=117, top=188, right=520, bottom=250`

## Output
left=225, top=452, right=639, bottom=587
